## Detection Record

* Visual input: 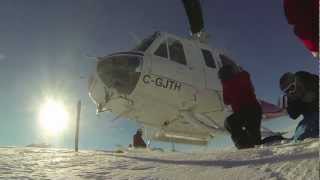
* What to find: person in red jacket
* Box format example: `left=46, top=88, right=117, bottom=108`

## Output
left=218, top=65, right=262, bottom=149
left=133, top=129, right=147, bottom=148
left=283, top=0, right=318, bottom=58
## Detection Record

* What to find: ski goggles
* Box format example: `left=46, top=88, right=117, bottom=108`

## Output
left=282, top=78, right=296, bottom=95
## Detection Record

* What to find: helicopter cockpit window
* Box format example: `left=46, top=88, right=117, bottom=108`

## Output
left=168, top=38, right=187, bottom=65
left=133, top=32, right=159, bottom=52
left=154, top=42, right=168, bottom=58
left=97, top=55, right=142, bottom=94
left=201, top=49, right=216, bottom=68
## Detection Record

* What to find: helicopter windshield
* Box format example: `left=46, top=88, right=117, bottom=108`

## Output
left=133, top=32, right=160, bottom=52
left=97, top=55, right=142, bottom=95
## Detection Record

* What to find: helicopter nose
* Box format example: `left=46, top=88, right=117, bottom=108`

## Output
left=96, top=53, right=143, bottom=95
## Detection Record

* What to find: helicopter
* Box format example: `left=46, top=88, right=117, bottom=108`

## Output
left=88, top=0, right=286, bottom=145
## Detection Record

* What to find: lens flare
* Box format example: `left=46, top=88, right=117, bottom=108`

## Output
left=39, top=99, right=69, bottom=135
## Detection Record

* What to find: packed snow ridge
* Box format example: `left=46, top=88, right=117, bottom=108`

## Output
left=0, top=139, right=319, bottom=180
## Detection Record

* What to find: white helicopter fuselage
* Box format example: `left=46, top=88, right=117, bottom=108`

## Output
left=89, top=32, right=234, bottom=145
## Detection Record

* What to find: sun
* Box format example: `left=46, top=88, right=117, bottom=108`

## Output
left=39, top=99, right=69, bottom=135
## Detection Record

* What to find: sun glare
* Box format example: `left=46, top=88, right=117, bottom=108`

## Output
left=39, top=99, right=69, bottom=135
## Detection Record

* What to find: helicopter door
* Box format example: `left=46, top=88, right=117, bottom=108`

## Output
left=151, top=37, right=192, bottom=84
left=201, top=49, right=221, bottom=90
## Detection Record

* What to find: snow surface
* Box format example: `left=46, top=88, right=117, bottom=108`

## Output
left=0, top=139, right=319, bottom=180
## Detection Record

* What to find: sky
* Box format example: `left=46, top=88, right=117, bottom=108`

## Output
left=0, top=0, right=317, bottom=151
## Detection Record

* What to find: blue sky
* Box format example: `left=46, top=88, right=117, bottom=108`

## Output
left=0, top=0, right=317, bottom=150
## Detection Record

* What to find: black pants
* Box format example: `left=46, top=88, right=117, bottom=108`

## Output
left=224, top=105, right=262, bottom=149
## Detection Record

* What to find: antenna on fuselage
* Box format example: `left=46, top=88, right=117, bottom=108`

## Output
left=181, top=0, right=209, bottom=43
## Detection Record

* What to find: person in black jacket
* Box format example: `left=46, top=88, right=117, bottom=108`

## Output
left=280, top=71, right=319, bottom=141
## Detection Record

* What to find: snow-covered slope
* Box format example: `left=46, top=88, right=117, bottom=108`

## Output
left=0, top=139, right=319, bottom=180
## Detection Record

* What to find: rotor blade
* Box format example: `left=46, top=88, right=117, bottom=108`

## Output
left=182, top=0, right=204, bottom=34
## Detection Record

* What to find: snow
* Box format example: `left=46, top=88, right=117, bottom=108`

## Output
left=0, top=139, right=319, bottom=180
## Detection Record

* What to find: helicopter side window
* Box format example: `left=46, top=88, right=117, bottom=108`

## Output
left=201, top=49, right=216, bottom=68
left=154, top=42, right=168, bottom=58
left=168, top=39, right=187, bottom=65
